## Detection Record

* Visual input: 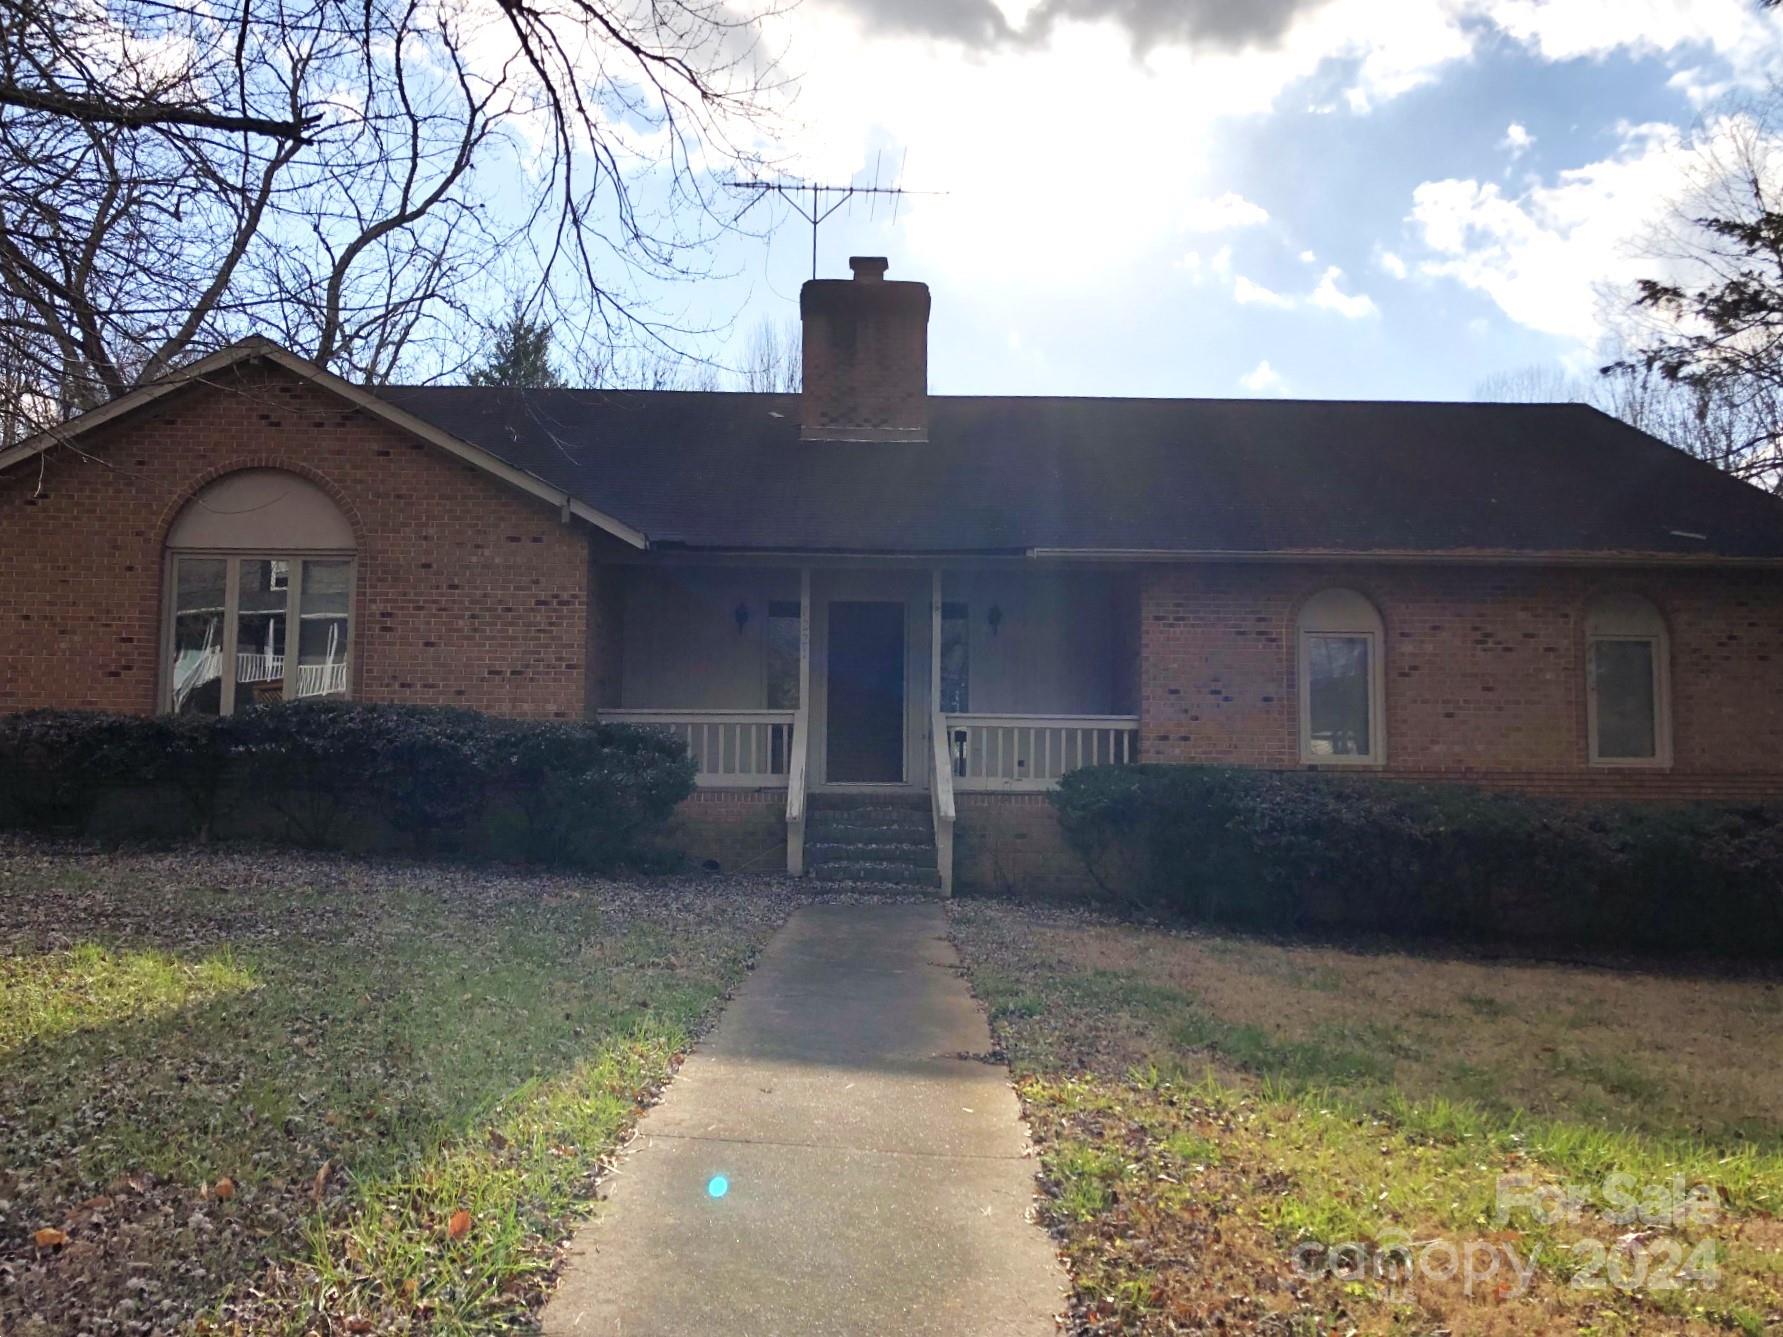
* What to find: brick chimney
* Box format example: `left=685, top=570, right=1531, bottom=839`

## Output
left=800, top=257, right=930, bottom=442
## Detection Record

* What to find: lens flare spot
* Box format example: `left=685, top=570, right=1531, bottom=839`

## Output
left=707, top=1174, right=729, bottom=1199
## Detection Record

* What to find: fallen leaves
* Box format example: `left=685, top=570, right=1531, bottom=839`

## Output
left=213, top=1177, right=236, bottom=1201
left=32, top=1227, right=67, bottom=1248
left=445, top=1209, right=472, bottom=1241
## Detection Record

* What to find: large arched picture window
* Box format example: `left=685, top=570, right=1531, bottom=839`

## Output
left=163, top=470, right=356, bottom=715
left=1585, top=593, right=1671, bottom=766
left=1297, top=587, right=1385, bottom=764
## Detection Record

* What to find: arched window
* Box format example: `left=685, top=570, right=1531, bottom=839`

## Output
left=1585, top=593, right=1670, bottom=766
left=163, top=470, right=356, bottom=715
left=1297, top=588, right=1385, bottom=764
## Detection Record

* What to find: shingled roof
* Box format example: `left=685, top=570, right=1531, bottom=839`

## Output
left=382, top=386, right=1783, bottom=561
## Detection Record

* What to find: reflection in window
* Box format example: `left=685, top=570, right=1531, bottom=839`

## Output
left=235, top=560, right=288, bottom=709
left=940, top=601, right=969, bottom=713
left=164, top=556, right=353, bottom=714
left=171, top=558, right=227, bottom=716
left=297, top=560, right=352, bottom=699
left=1305, top=634, right=1371, bottom=757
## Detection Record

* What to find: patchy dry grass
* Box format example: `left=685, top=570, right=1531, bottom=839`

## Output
left=0, top=841, right=804, bottom=1336
left=950, top=901, right=1783, bottom=1336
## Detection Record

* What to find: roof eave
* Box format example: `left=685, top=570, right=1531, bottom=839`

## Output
left=1024, top=546, right=1783, bottom=567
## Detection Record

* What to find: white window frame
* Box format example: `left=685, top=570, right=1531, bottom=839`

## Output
left=1585, top=595, right=1671, bottom=768
left=161, top=551, right=357, bottom=715
left=1297, top=589, right=1386, bottom=767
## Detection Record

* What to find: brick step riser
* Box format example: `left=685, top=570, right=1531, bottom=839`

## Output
left=809, top=861, right=943, bottom=888
left=808, top=813, right=933, bottom=835
left=807, top=843, right=935, bottom=868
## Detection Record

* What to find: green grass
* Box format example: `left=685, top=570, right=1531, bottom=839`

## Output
left=949, top=901, right=1783, bottom=1335
left=0, top=848, right=796, bottom=1336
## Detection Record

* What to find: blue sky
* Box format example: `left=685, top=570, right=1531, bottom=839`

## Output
left=642, top=0, right=1783, bottom=401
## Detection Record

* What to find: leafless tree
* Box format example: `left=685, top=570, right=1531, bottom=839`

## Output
left=0, top=0, right=785, bottom=435
left=735, top=316, right=799, bottom=391
left=1476, top=359, right=1783, bottom=490
left=1608, top=90, right=1783, bottom=487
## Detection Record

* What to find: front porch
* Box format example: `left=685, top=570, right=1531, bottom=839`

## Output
left=594, top=563, right=1140, bottom=891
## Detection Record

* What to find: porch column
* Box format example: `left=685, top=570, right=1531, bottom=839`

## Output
left=787, top=567, right=811, bottom=876
left=799, top=568, right=812, bottom=710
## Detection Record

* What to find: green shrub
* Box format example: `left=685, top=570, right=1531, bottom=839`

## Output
left=0, top=710, right=161, bottom=832
left=1051, top=765, right=1783, bottom=955
left=0, top=704, right=694, bottom=869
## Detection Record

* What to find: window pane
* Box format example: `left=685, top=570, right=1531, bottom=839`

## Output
left=1307, top=634, right=1371, bottom=757
left=765, top=600, right=800, bottom=709
left=235, top=559, right=288, bottom=709
left=295, top=560, right=351, bottom=699
left=1593, top=639, right=1656, bottom=759
left=940, top=602, right=969, bottom=714
left=170, top=558, right=227, bottom=715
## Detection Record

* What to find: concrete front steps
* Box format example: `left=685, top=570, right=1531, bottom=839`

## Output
left=806, top=792, right=943, bottom=890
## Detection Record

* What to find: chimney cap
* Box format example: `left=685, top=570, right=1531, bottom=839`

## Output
left=849, top=256, right=889, bottom=281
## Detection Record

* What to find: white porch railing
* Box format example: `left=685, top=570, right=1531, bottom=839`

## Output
left=944, top=713, right=1139, bottom=791
left=295, top=662, right=350, bottom=698
left=599, top=709, right=796, bottom=788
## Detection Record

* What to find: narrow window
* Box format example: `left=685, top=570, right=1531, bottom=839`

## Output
left=765, top=599, right=802, bottom=709
left=1298, top=589, right=1385, bottom=765
left=940, top=601, right=969, bottom=713
left=296, top=560, right=353, bottom=700
left=1586, top=594, right=1669, bottom=765
left=170, top=557, right=228, bottom=716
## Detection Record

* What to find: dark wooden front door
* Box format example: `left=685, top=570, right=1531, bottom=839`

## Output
left=826, top=601, right=905, bottom=782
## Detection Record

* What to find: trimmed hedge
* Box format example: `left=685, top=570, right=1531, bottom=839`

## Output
left=1051, top=764, right=1783, bottom=956
left=0, top=703, right=694, bottom=869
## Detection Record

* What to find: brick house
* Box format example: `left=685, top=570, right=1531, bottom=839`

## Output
left=5, top=256, right=1783, bottom=893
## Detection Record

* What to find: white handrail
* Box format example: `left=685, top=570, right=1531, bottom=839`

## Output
left=930, top=709, right=956, bottom=897
left=599, top=709, right=797, bottom=787
left=786, top=707, right=809, bottom=875
left=944, top=713, right=1140, bottom=791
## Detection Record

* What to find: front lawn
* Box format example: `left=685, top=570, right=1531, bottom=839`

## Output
left=0, top=843, right=799, bottom=1335
left=950, top=902, right=1783, bottom=1335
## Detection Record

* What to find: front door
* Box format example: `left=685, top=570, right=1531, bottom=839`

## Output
left=826, top=601, right=906, bottom=782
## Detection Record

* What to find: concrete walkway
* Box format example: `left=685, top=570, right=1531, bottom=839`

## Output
left=542, top=903, right=1064, bottom=1336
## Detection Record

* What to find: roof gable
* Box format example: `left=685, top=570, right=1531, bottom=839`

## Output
left=0, top=339, right=646, bottom=549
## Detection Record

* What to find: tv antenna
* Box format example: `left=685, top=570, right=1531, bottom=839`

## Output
left=726, top=151, right=943, bottom=277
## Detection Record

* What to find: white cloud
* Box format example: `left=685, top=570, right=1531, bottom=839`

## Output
left=1501, top=121, right=1535, bottom=156
left=1377, top=249, right=1409, bottom=279
left=1309, top=266, right=1381, bottom=318
left=1233, top=275, right=1297, bottom=309
left=1406, top=114, right=1783, bottom=349
left=752, top=0, right=1783, bottom=305
left=1240, top=359, right=1288, bottom=394
left=1210, top=244, right=1234, bottom=276
left=1298, top=249, right=1318, bottom=263
left=1181, top=191, right=1270, bottom=232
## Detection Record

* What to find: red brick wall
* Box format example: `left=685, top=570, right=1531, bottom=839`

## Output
left=668, top=790, right=787, bottom=873
left=0, top=360, right=590, bottom=718
left=1139, top=562, right=1783, bottom=800
left=799, top=272, right=930, bottom=439
left=955, top=793, right=1093, bottom=899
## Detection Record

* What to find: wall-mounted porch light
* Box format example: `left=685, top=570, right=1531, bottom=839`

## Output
left=986, top=603, right=1003, bottom=636
left=734, top=601, right=751, bottom=634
